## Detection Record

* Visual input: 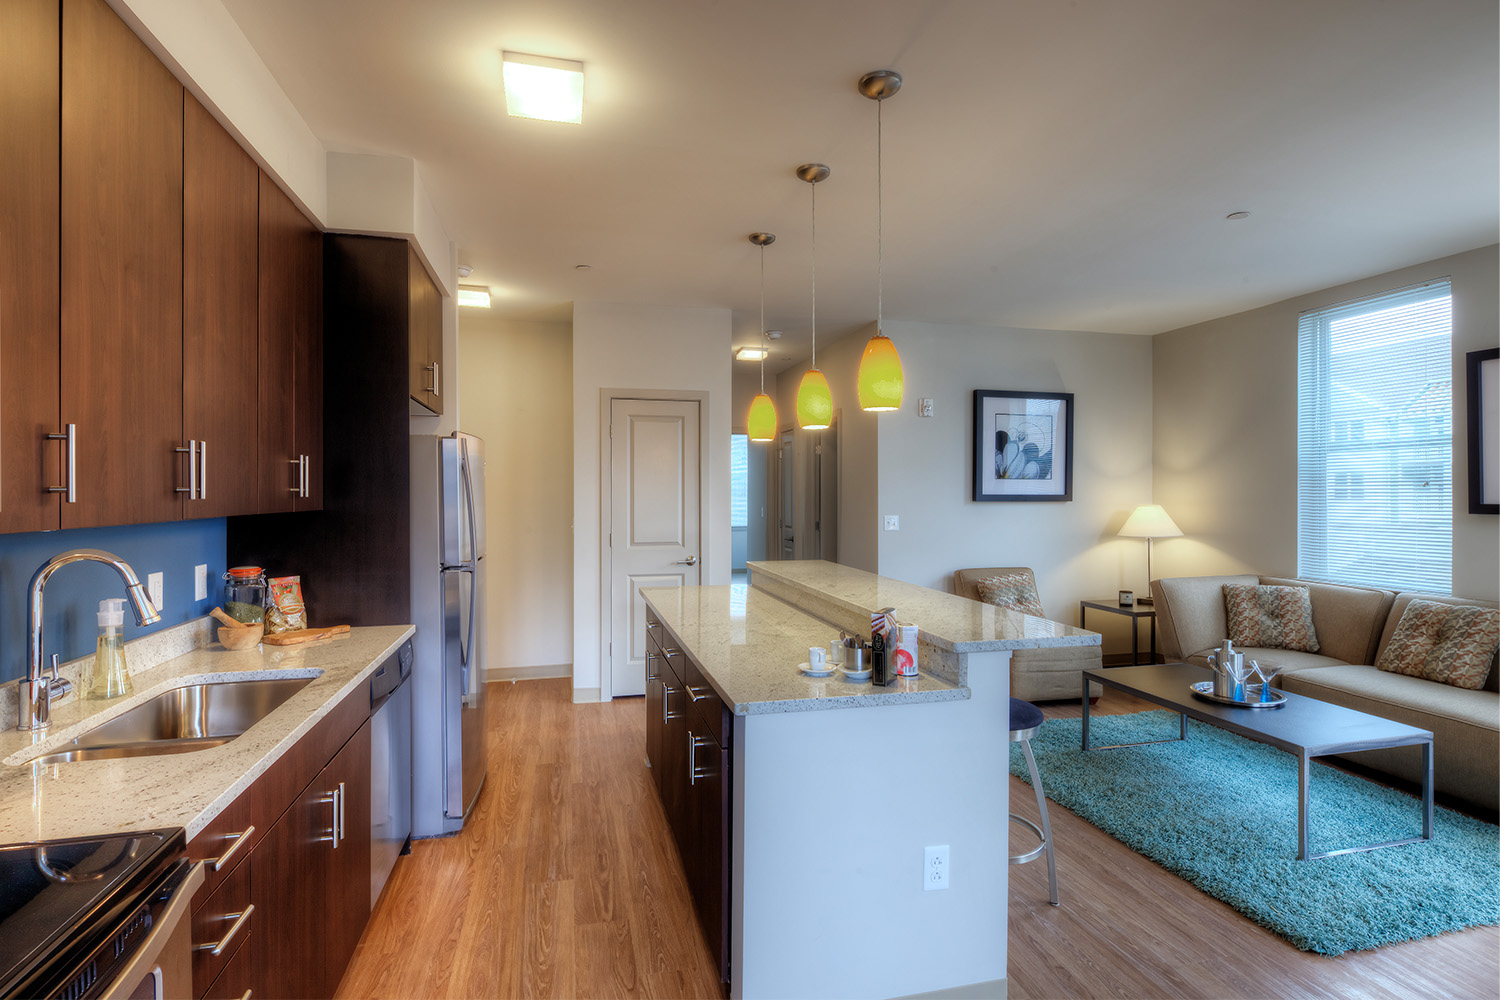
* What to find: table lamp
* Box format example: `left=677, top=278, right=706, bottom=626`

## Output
left=1118, top=505, right=1182, bottom=604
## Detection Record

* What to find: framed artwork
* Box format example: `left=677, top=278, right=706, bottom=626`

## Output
left=973, top=390, right=1073, bottom=502
left=1467, top=347, right=1498, bottom=515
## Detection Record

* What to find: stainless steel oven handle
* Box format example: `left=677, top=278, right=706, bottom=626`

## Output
left=101, top=860, right=205, bottom=1000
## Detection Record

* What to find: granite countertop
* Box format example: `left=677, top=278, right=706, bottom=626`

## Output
left=640, top=585, right=966, bottom=716
left=748, top=560, right=1101, bottom=653
left=0, top=622, right=413, bottom=844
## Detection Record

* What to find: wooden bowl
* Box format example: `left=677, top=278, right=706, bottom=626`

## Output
left=218, top=622, right=265, bottom=650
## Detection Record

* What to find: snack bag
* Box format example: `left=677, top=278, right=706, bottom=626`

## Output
left=266, top=576, right=308, bottom=633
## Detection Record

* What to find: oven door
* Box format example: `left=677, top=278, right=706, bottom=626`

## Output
left=100, top=861, right=204, bottom=1000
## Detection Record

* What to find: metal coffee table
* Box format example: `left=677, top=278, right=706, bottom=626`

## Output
left=1081, top=663, right=1434, bottom=860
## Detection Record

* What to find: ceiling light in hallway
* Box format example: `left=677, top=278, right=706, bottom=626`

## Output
left=457, top=285, right=491, bottom=308
left=502, top=52, right=584, bottom=124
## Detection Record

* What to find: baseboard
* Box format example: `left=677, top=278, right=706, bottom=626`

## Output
left=486, top=663, right=572, bottom=683
left=572, top=686, right=601, bottom=704
left=896, top=977, right=1006, bottom=999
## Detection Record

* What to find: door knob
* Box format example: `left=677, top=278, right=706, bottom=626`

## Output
left=676, top=556, right=697, bottom=566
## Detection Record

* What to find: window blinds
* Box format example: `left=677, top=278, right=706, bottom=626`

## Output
left=1297, top=280, right=1453, bottom=593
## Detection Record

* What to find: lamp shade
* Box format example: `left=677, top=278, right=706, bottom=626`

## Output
left=747, top=393, right=777, bottom=442
left=857, top=333, right=904, bottom=411
left=797, top=369, right=833, bottom=430
left=1118, top=504, right=1183, bottom=539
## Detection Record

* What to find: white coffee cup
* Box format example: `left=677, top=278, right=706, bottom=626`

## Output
left=808, top=646, right=827, bottom=668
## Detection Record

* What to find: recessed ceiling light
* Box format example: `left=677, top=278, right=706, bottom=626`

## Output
left=457, top=285, right=491, bottom=308
left=1226, top=211, right=1251, bottom=220
left=767, top=330, right=783, bottom=340
left=457, top=264, right=473, bottom=278
left=502, top=52, right=584, bottom=124
left=735, top=347, right=769, bottom=361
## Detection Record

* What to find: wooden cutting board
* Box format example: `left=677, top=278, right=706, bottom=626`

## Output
left=261, top=624, right=351, bottom=646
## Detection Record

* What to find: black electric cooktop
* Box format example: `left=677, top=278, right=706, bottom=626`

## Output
left=0, top=829, right=185, bottom=999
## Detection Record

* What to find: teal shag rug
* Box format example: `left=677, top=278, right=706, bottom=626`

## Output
left=1009, top=711, right=1499, bottom=955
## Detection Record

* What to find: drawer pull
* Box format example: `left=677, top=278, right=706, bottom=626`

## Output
left=687, top=684, right=712, bottom=704
left=688, top=731, right=714, bottom=785
left=238, top=992, right=252, bottom=1000
left=195, top=903, right=254, bottom=956
left=662, top=647, right=680, bottom=657
left=209, top=826, right=255, bottom=872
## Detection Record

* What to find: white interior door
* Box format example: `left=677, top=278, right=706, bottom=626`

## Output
left=609, top=398, right=701, bottom=697
left=779, top=430, right=795, bottom=559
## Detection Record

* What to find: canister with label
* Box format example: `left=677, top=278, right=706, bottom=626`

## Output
left=893, top=622, right=920, bottom=677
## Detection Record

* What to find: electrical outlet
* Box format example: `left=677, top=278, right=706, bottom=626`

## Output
left=924, top=845, right=949, bottom=890
left=884, top=514, right=900, bottom=531
left=194, top=564, right=208, bottom=601
left=147, top=572, right=164, bottom=611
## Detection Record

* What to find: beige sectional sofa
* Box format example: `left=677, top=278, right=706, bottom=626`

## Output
left=1151, top=574, right=1500, bottom=813
left=953, top=567, right=1102, bottom=701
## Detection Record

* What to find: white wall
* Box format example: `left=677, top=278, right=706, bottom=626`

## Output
left=111, top=0, right=326, bottom=224
left=873, top=321, right=1155, bottom=635
left=325, top=153, right=455, bottom=298
left=572, top=303, right=732, bottom=700
left=1153, top=244, right=1500, bottom=600
left=460, top=314, right=574, bottom=676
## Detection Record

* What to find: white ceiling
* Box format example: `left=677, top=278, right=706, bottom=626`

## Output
left=221, top=0, right=1497, bottom=369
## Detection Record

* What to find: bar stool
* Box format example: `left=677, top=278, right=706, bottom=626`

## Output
left=1009, top=697, right=1059, bottom=905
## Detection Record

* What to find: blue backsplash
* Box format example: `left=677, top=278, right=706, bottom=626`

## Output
left=0, top=520, right=226, bottom=683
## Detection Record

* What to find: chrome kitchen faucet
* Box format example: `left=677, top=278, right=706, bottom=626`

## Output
left=19, top=549, right=162, bottom=732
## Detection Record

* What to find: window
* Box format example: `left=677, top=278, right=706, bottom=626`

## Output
left=730, top=434, right=748, bottom=528
left=1297, top=280, right=1452, bottom=593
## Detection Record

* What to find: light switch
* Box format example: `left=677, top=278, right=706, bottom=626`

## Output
left=147, top=572, right=164, bottom=610
left=884, top=515, right=900, bottom=531
left=919, top=398, right=934, bottom=417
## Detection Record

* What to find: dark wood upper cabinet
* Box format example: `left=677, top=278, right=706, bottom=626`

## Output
left=258, top=173, right=323, bottom=513
left=408, top=247, right=443, bottom=414
left=60, top=0, right=184, bottom=529
left=184, top=94, right=260, bottom=519
left=0, top=0, right=61, bottom=534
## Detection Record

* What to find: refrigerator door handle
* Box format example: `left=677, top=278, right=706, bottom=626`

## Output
left=459, top=436, right=479, bottom=566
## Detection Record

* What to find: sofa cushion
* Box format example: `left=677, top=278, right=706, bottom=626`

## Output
left=1153, top=575, right=1259, bottom=662
left=1223, top=584, right=1320, bottom=652
left=975, top=572, right=1046, bottom=617
left=1378, top=593, right=1500, bottom=694
left=1259, top=577, right=1395, bottom=665
left=1184, top=647, right=1347, bottom=674
left=1282, top=663, right=1500, bottom=812
left=1375, top=599, right=1500, bottom=690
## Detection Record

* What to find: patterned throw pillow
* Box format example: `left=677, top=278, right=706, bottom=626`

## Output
left=1375, top=600, right=1500, bottom=690
left=1223, top=584, right=1320, bottom=652
left=975, top=573, right=1045, bottom=617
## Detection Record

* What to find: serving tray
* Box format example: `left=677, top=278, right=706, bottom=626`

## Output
left=1190, top=680, right=1285, bottom=709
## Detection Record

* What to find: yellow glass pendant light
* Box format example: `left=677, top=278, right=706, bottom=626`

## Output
left=745, top=232, right=778, bottom=442
left=856, top=70, right=905, bottom=413
left=795, top=163, right=834, bottom=431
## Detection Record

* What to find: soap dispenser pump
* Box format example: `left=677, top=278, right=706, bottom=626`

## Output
left=85, top=598, right=134, bottom=700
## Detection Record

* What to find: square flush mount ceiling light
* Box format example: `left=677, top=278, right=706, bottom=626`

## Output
left=502, top=51, right=584, bottom=124
left=735, top=347, right=769, bottom=361
left=457, top=285, right=492, bottom=308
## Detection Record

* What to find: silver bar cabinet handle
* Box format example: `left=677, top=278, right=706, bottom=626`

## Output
left=330, top=785, right=341, bottom=849
left=45, top=424, right=76, bottom=503
left=289, top=456, right=302, bottom=494
left=209, top=825, right=255, bottom=872
left=337, top=781, right=347, bottom=842
left=195, top=904, right=254, bottom=956
left=301, top=455, right=310, bottom=498
left=199, top=439, right=207, bottom=501
left=174, top=441, right=198, bottom=498
left=425, top=361, right=439, bottom=395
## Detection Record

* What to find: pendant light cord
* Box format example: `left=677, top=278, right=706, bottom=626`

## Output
left=877, top=96, right=883, bottom=335
left=811, top=180, right=818, bottom=369
left=758, top=244, right=767, bottom=394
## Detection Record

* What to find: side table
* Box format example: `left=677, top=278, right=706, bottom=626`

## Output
left=1079, top=599, right=1157, bottom=665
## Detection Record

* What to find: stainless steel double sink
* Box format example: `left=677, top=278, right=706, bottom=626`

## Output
left=25, top=676, right=314, bottom=766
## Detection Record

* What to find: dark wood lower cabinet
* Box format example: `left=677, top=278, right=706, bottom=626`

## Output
left=189, top=692, right=373, bottom=999
left=644, top=613, right=731, bottom=989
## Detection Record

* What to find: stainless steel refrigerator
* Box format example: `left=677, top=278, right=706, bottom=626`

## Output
left=410, top=432, right=488, bottom=837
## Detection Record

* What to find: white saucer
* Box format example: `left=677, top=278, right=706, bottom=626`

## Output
left=839, top=665, right=872, bottom=682
left=799, top=661, right=835, bottom=677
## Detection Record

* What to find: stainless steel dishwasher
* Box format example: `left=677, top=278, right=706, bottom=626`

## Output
left=370, top=639, right=414, bottom=907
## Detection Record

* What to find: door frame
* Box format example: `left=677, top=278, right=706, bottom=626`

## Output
left=598, top=388, right=711, bottom=703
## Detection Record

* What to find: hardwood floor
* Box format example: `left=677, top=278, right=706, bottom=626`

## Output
left=337, top=679, right=1497, bottom=1000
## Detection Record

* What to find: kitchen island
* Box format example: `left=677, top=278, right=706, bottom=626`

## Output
left=641, top=560, right=1099, bottom=1000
